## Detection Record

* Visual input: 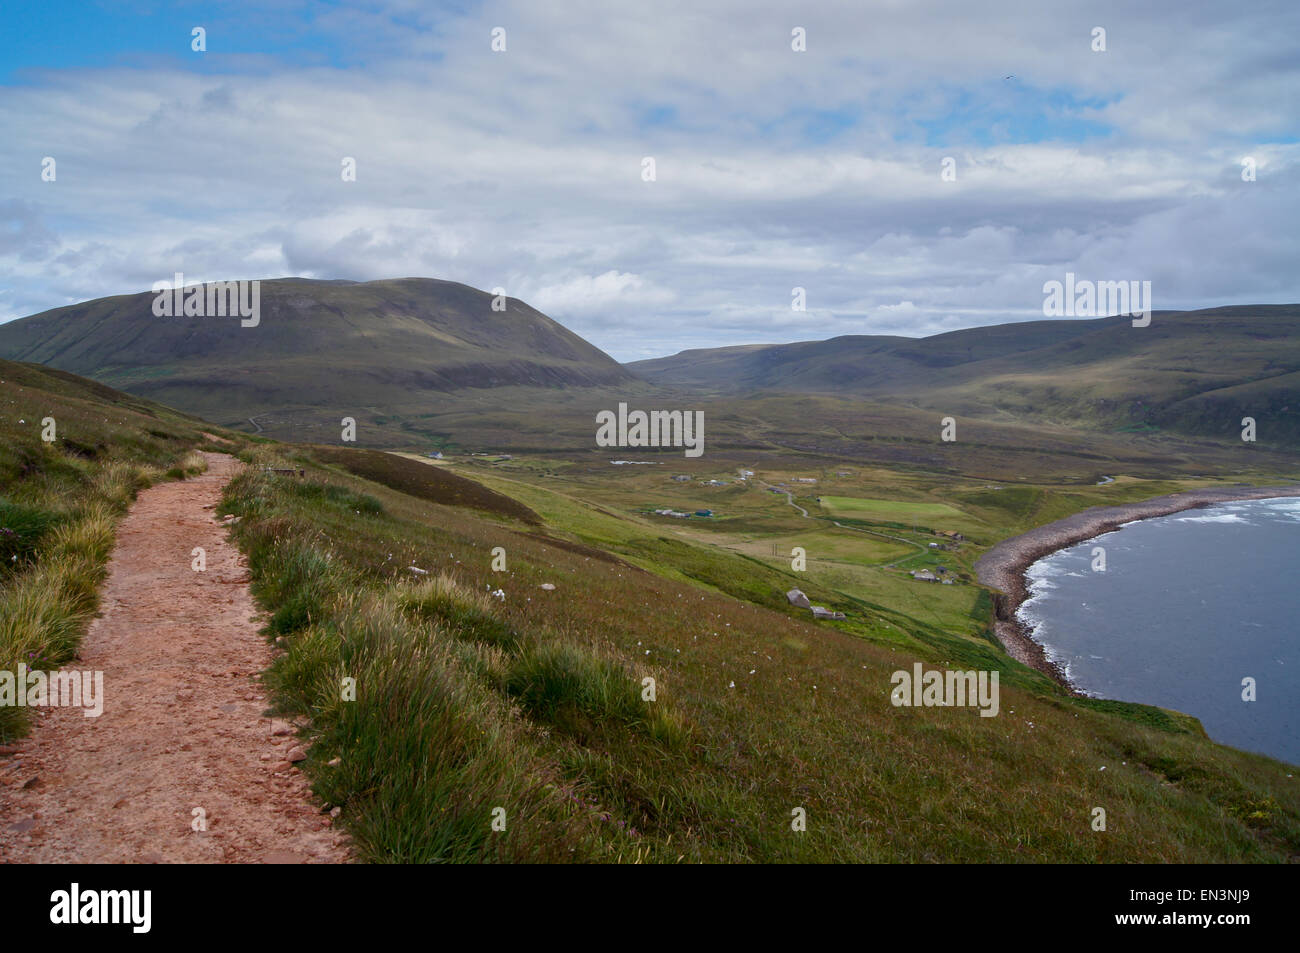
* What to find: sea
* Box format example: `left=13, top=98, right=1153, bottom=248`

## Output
left=1018, top=497, right=1300, bottom=765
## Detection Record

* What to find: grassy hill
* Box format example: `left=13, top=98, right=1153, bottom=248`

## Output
left=629, top=306, right=1300, bottom=447
left=0, top=278, right=637, bottom=445
left=4, top=282, right=1296, bottom=455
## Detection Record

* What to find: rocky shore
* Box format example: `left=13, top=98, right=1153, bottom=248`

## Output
left=974, top=483, right=1300, bottom=690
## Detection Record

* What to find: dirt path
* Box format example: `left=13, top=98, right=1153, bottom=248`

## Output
left=0, top=453, right=348, bottom=863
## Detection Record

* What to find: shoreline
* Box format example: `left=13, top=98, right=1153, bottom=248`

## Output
left=973, top=482, right=1300, bottom=691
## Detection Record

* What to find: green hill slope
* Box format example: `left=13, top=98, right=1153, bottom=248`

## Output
left=629, top=306, right=1300, bottom=446
left=0, top=278, right=636, bottom=443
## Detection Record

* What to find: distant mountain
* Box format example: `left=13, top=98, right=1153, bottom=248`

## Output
left=0, top=278, right=636, bottom=442
left=629, top=306, right=1300, bottom=446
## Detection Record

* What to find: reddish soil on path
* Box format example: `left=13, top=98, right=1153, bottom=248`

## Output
left=0, top=453, right=348, bottom=863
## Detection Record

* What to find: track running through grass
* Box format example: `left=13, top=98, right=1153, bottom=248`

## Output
left=0, top=453, right=348, bottom=863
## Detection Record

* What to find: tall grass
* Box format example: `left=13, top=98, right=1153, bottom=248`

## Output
left=223, top=466, right=700, bottom=861
left=504, top=641, right=689, bottom=750
left=1, top=495, right=133, bottom=740
left=165, top=450, right=209, bottom=481
left=280, top=595, right=598, bottom=862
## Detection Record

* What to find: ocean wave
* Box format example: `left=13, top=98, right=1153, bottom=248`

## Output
left=1025, top=549, right=1077, bottom=577
left=1015, top=600, right=1050, bottom=628
left=1258, top=499, right=1300, bottom=519
left=1040, top=640, right=1074, bottom=677
left=1023, top=575, right=1059, bottom=594
left=1174, top=513, right=1252, bottom=524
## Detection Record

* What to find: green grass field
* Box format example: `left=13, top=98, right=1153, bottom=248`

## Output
left=820, top=495, right=969, bottom=524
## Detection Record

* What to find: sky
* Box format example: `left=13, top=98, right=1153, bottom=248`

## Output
left=1, top=0, right=1297, bottom=361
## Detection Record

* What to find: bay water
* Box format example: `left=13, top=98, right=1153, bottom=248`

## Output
left=1019, top=497, right=1300, bottom=765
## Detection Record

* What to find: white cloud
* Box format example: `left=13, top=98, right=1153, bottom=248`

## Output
left=0, top=0, right=1297, bottom=358
left=529, top=271, right=676, bottom=317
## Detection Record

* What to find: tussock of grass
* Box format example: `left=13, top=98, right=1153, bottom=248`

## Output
left=90, top=460, right=154, bottom=509
left=286, top=479, right=384, bottom=516
left=396, top=573, right=518, bottom=649
left=260, top=592, right=604, bottom=862
left=1, top=499, right=133, bottom=739
left=0, top=500, right=62, bottom=573
left=400, top=572, right=494, bottom=617
left=160, top=450, right=208, bottom=481
left=179, top=450, right=208, bottom=476
left=504, top=641, right=687, bottom=750
left=255, top=541, right=335, bottom=637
